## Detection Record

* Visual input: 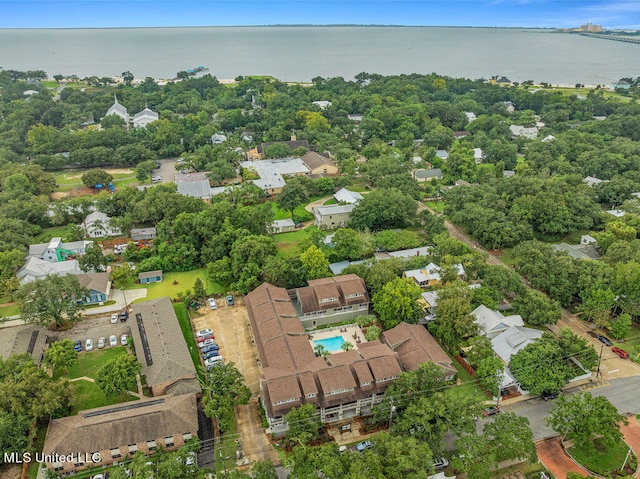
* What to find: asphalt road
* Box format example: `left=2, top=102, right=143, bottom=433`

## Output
left=500, top=376, right=640, bottom=441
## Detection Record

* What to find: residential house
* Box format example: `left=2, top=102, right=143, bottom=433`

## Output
left=454, top=179, right=471, bottom=187
left=333, top=187, right=363, bottom=204
left=255, top=136, right=311, bottom=157
left=382, top=322, right=456, bottom=381
left=610, top=80, right=631, bottom=90
left=419, top=284, right=480, bottom=316
left=542, top=135, right=556, bottom=142
left=240, top=158, right=310, bottom=196
left=301, top=151, right=339, bottom=176
left=83, top=211, right=122, bottom=238
left=28, top=237, right=92, bottom=263
left=435, top=149, right=449, bottom=160
left=347, top=114, right=363, bottom=123
left=473, top=148, right=484, bottom=165
left=130, top=297, right=200, bottom=396
left=453, top=131, right=470, bottom=139
left=139, top=270, right=163, bottom=284
left=291, top=274, right=370, bottom=329
left=375, top=246, right=431, bottom=260
left=503, top=170, right=516, bottom=178
left=269, top=218, right=296, bottom=234
left=3, top=324, right=48, bottom=365
left=403, top=263, right=465, bottom=288
left=77, top=272, right=111, bottom=305
left=313, top=204, right=355, bottom=229
left=491, top=326, right=544, bottom=363
left=132, top=107, right=158, bottom=128
left=581, top=234, right=597, bottom=246
left=17, top=257, right=83, bottom=284
left=175, top=171, right=214, bottom=199
left=211, top=133, right=227, bottom=144
left=583, top=176, right=608, bottom=187
left=606, top=209, right=626, bottom=218
left=552, top=243, right=599, bottom=260
left=503, top=101, right=516, bottom=113
left=42, top=394, right=198, bottom=474
left=130, top=227, right=157, bottom=241
left=471, top=304, right=524, bottom=339
left=414, top=168, right=443, bottom=182
left=509, top=124, right=538, bottom=140
left=104, top=94, right=129, bottom=124
left=464, top=112, right=477, bottom=123
left=312, top=100, right=332, bottom=109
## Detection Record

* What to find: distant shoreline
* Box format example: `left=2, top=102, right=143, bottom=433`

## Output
left=0, top=25, right=560, bottom=31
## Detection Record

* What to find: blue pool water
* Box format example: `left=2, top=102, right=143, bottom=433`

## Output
left=313, top=336, right=345, bottom=353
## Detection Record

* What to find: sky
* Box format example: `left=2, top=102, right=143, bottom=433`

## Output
left=0, top=0, right=639, bottom=30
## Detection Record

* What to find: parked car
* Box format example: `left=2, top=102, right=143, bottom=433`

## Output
left=338, top=445, right=347, bottom=453
left=185, top=451, right=196, bottom=466
left=199, top=338, right=216, bottom=349
left=597, top=335, right=613, bottom=346
left=356, top=440, right=373, bottom=451
left=120, top=334, right=128, bottom=346
left=109, top=335, right=117, bottom=347
left=433, top=457, right=450, bottom=470
left=85, top=339, right=93, bottom=351
left=197, top=333, right=214, bottom=342
left=97, top=337, right=106, bottom=349
left=481, top=406, right=502, bottom=416
left=196, top=328, right=213, bottom=338
left=110, top=313, right=118, bottom=324
left=119, top=309, right=129, bottom=321
left=226, top=295, right=234, bottom=306
left=612, top=346, right=629, bottom=359
left=152, top=176, right=162, bottom=183
left=74, top=339, right=82, bottom=352
left=203, top=350, right=220, bottom=360
left=207, top=298, right=217, bottom=310
left=205, top=356, right=224, bottom=369
left=541, top=391, right=560, bottom=401
left=424, top=313, right=436, bottom=322
left=202, top=344, right=219, bottom=354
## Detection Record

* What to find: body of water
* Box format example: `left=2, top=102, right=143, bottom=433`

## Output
left=0, top=26, right=637, bottom=85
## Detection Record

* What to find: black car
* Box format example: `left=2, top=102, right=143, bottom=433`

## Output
left=597, top=335, right=613, bottom=346
left=119, top=309, right=129, bottom=321
left=541, top=391, right=559, bottom=401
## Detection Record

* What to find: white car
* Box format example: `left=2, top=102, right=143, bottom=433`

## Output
left=97, top=337, right=106, bottom=349
left=121, top=334, right=128, bottom=346
left=109, top=335, right=117, bottom=347
left=152, top=176, right=162, bottom=183
left=196, top=328, right=213, bottom=338
left=207, top=297, right=217, bottom=310
left=85, top=338, right=93, bottom=351
left=198, top=338, right=216, bottom=349
left=205, top=356, right=224, bottom=369
left=186, top=451, right=196, bottom=466
left=110, top=313, right=118, bottom=323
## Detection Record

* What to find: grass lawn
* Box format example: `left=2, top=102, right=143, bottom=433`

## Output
left=217, top=410, right=239, bottom=474
left=69, top=379, right=138, bottom=414
left=27, top=425, right=49, bottom=479
left=274, top=226, right=318, bottom=257
left=33, top=224, right=77, bottom=243
left=61, top=346, right=130, bottom=379
left=323, top=198, right=337, bottom=205
left=129, top=268, right=226, bottom=302
left=569, top=438, right=635, bottom=475
left=424, top=201, right=445, bottom=213
left=271, top=201, right=314, bottom=222
left=0, top=302, right=19, bottom=317
left=173, top=302, right=202, bottom=376
left=344, top=182, right=369, bottom=192
left=53, top=168, right=138, bottom=192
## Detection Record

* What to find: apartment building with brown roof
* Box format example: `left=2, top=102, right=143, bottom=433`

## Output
left=246, top=280, right=444, bottom=433
left=290, top=274, right=370, bottom=329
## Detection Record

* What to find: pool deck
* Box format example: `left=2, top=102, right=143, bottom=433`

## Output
left=308, top=324, right=366, bottom=353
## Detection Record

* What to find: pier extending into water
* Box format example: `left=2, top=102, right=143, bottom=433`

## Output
left=579, top=32, right=640, bottom=44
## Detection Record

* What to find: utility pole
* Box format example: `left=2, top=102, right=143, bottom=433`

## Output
left=388, top=399, right=396, bottom=431
left=596, top=343, right=604, bottom=378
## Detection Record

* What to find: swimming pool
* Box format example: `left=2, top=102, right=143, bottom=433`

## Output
left=313, top=336, right=346, bottom=353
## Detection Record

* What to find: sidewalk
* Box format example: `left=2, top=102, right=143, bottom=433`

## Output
left=84, top=288, right=148, bottom=315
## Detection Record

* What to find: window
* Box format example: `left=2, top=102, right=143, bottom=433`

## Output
left=346, top=292, right=364, bottom=298
left=147, top=441, right=157, bottom=451
left=183, top=433, right=193, bottom=441
left=319, top=297, right=338, bottom=304
left=110, top=449, right=121, bottom=459
left=327, top=387, right=352, bottom=396
left=361, top=381, right=372, bottom=386
left=164, top=436, right=174, bottom=447
left=128, top=444, right=138, bottom=454
left=274, top=397, right=299, bottom=405
left=306, top=392, right=316, bottom=398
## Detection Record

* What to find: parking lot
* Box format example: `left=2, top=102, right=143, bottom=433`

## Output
left=48, top=313, right=131, bottom=351
left=191, top=296, right=279, bottom=464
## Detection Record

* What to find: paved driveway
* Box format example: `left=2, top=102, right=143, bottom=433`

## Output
left=191, top=296, right=279, bottom=465
left=536, top=437, right=589, bottom=478
left=154, top=158, right=177, bottom=184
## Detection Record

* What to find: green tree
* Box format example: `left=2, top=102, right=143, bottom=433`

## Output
left=484, top=412, right=537, bottom=463
left=95, top=353, right=141, bottom=398
left=78, top=242, right=108, bottom=272
left=509, top=334, right=573, bottom=395
left=251, top=460, right=278, bottom=479
left=136, top=159, right=157, bottom=182
left=276, top=179, right=309, bottom=221
left=193, top=278, right=206, bottom=302
left=42, top=339, right=78, bottom=374
left=476, top=355, right=504, bottom=396
left=333, top=228, right=364, bottom=261
left=121, top=70, right=134, bottom=85
left=611, top=313, right=632, bottom=340
left=372, top=277, right=423, bottom=329
left=512, top=289, right=561, bottom=326
left=284, top=404, right=321, bottom=447
left=557, top=327, right=598, bottom=371
left=263, top=143, right=294, bottom=159
left=299, top=245, right=329, bottom=280
left=372, top=432, right=436, bottom=477
left=81, top=169, right=113, bottom=188
left=200, top=362, right=251, bottom=434
left=579, top=287, right=616, bottom=328
left=0, top=411, right=32, bottom=464
left=16, top=275, right=87, bottom=328
left=432, top=281, right=478, bottom=350
left=546, top=392, right=627, bottom=454
left=350, top=188, right=418, bottom=231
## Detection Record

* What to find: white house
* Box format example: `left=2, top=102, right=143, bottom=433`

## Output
left=312, top=100, right=332, bottom=109
left=83, top=212, right=122, bottom=238
left=473, top=148, right=484, bottom=164
left=509, top=124, right=538, bottom=140
left=28, top=238, right=92, bottom=263
left=211, top=133, right=227, bottom=144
